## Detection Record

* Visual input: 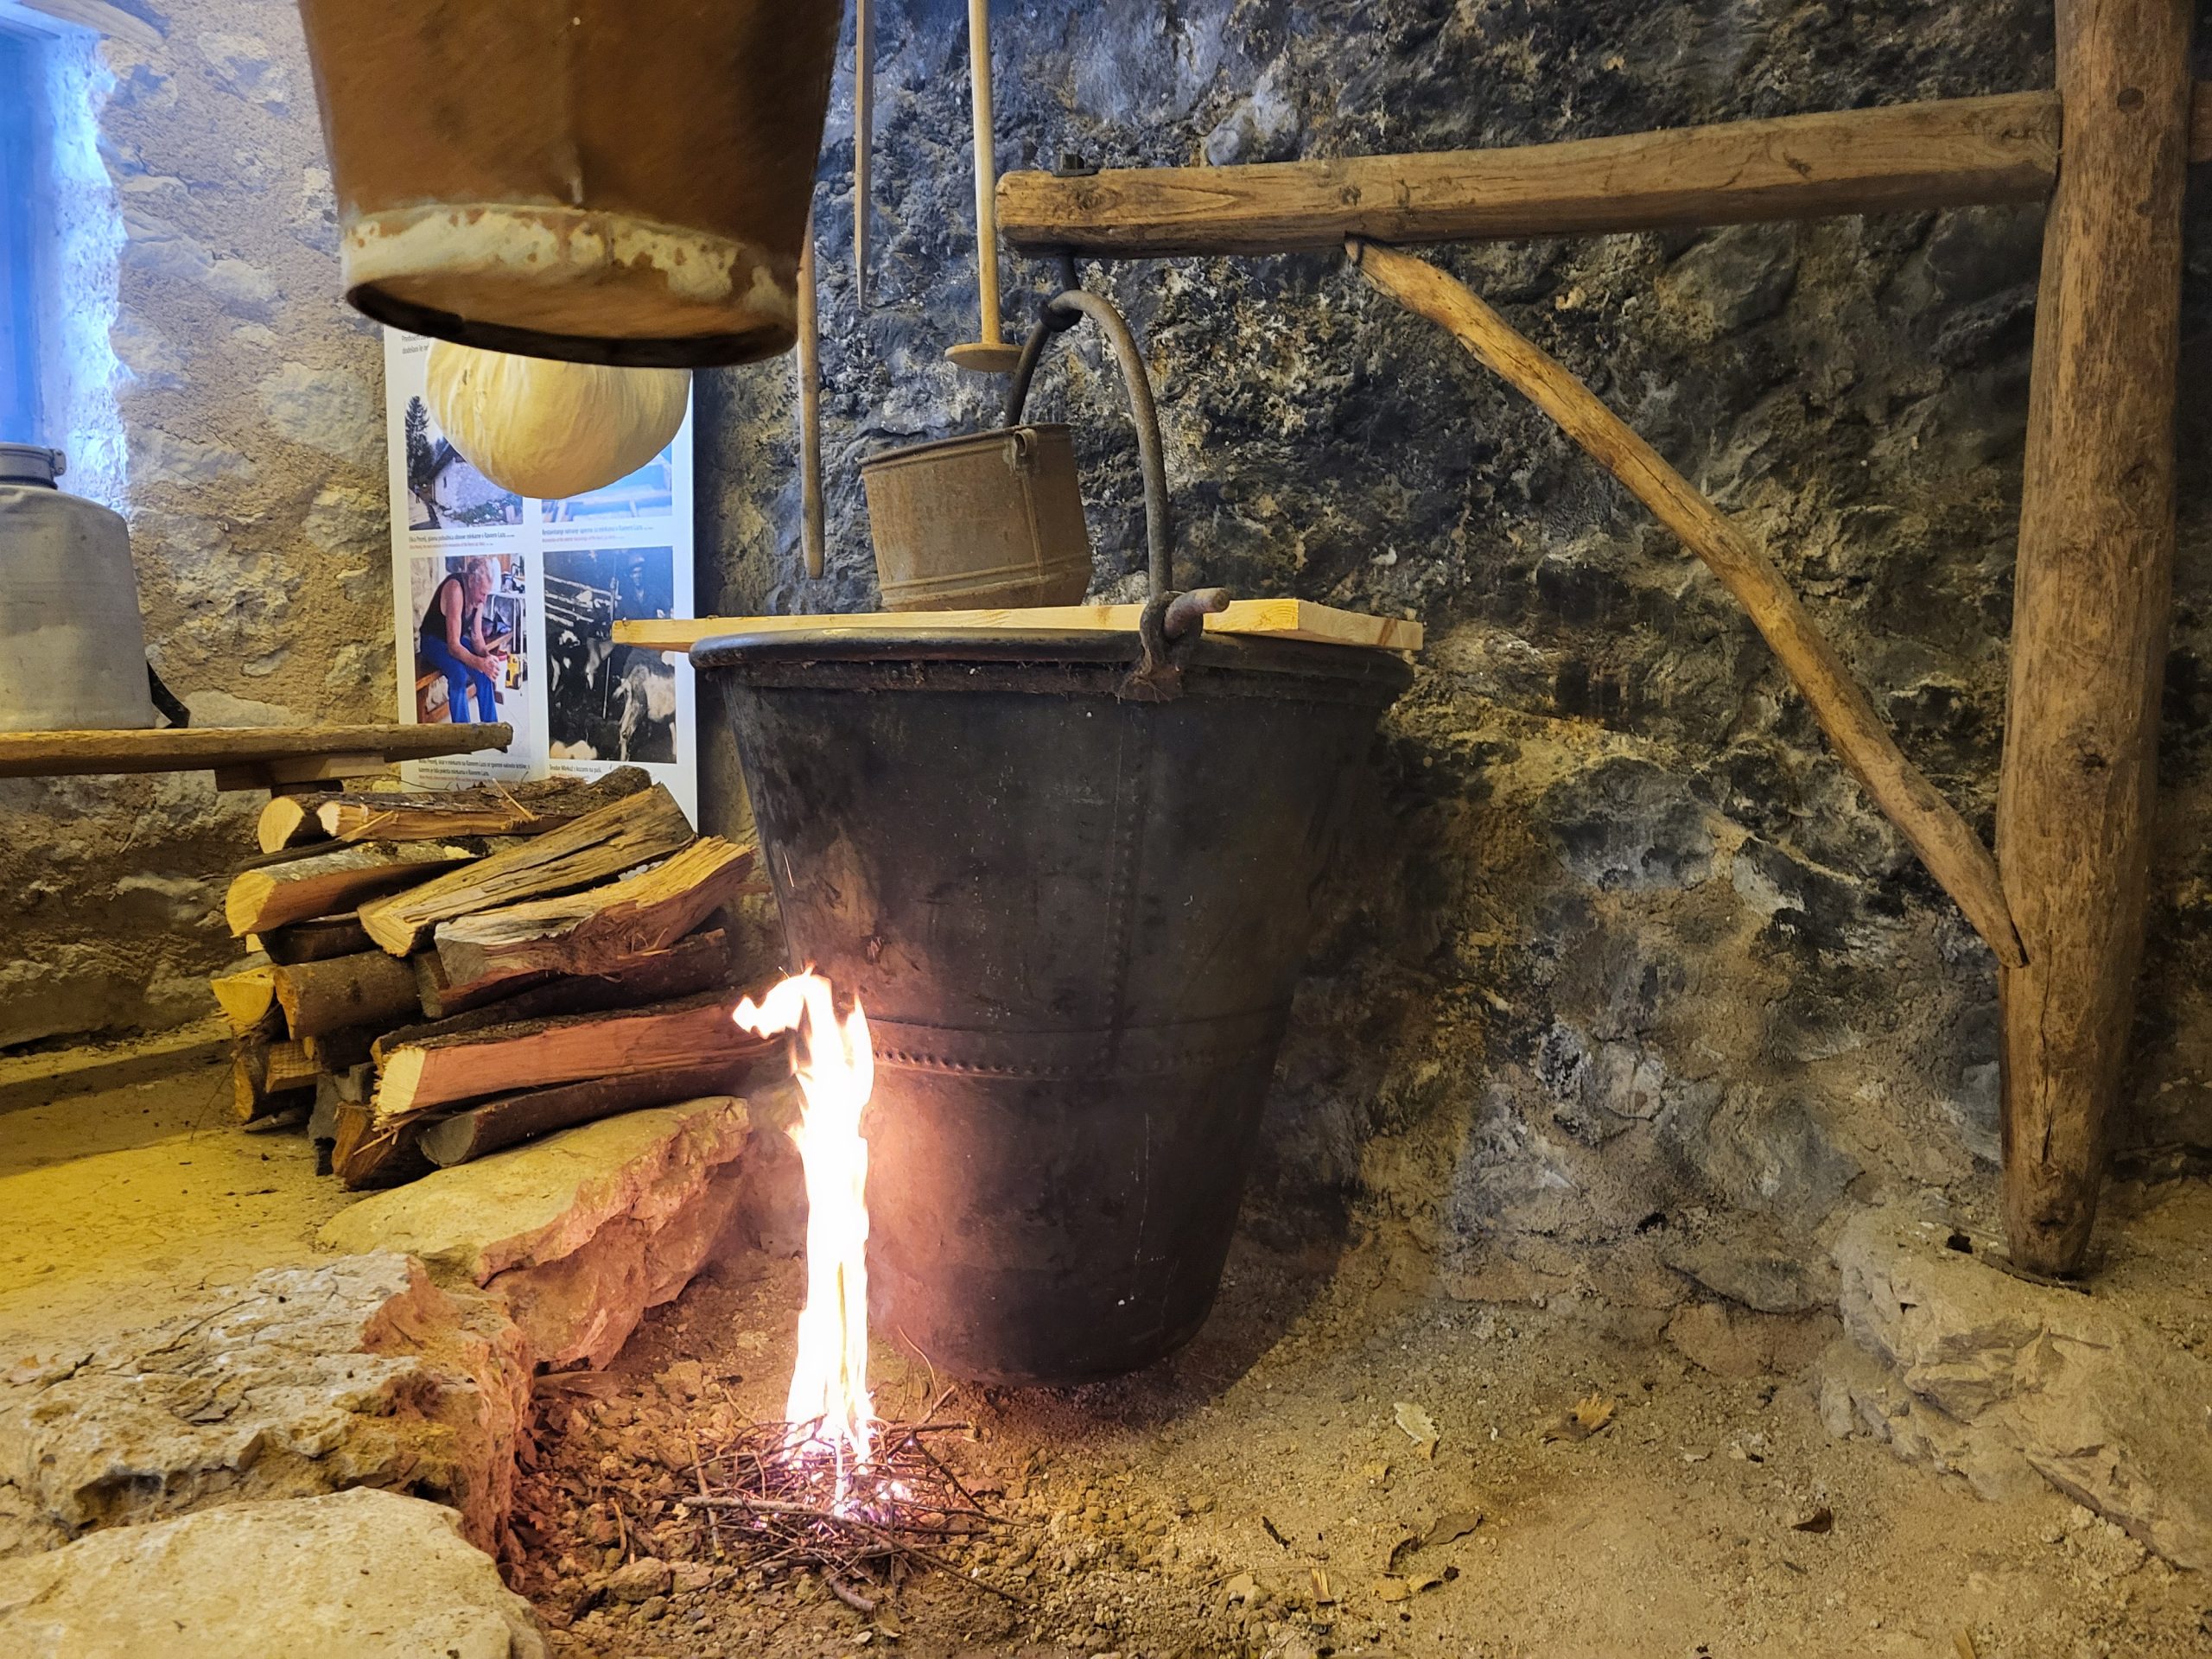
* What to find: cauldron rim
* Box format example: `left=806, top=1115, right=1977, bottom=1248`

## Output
left=690, top=626, right=1416, bottom=694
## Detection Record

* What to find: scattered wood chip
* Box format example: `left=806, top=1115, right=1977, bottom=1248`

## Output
left=1361, top=1459, right=1392, bottom=1485
left=1260, top=1514, right=1291, bottom=1549
left=1421, top=1509, right=1484, bottom=1548
left=1954, top=1632, right=1978, bottom=1659
left=1394, top=1402, right=1440, bottom=1457
left=1224, top=1572, right=1258, bottom=1606
left=1789, top=1504, right=1834, bottom=1535
left=1372, top=1569, right=1446, bottom=1603
left=1309, top=1565, right=1335, bottom=1604
left=1540, top=1392, right=1616, bottom=1443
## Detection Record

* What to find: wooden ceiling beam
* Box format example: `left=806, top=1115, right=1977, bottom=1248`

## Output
left=1001, top=84, right=2212, bottom=257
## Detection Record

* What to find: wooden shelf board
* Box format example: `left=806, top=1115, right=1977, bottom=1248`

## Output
left=0, top=723, right=513, bottom=781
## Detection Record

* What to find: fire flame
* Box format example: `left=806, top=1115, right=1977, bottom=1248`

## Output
left=734, top=973, right=877, bottom=1491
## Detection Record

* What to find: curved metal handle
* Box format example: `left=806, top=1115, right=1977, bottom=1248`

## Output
left=1005, top=289, right=1173, bottom=601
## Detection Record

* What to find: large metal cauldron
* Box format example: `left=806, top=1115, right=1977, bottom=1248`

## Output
left=698, top=626, right=1409, bottom=1383
left=698, top=287, right=1410, bottom=1382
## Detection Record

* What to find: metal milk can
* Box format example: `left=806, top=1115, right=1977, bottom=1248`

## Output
left=0, top=444, right=158, bottom=732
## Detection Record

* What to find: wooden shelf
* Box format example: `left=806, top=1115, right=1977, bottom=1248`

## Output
left=0, top=723, right=513, bottom=789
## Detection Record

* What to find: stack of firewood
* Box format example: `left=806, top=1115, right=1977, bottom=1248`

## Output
left=207, top=768, right=773, bottom=1188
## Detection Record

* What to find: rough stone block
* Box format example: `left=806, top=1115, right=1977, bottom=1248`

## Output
left=0, top=1486, right=547, bottom=1658
left=0, top=1252, right=528, bottom=1560
left=318, top=1095, right=759, bottom=1366
left=1826, top=1205, right=2212, bottom=1568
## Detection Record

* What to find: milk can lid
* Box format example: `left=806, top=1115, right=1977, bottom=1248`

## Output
left=0, top=444, right=63, bottom=486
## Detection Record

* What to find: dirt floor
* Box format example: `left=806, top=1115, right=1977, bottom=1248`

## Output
left=515, top=1226, right=2212, bottom=1659
left=0, top=1052, right=345, bottom=1357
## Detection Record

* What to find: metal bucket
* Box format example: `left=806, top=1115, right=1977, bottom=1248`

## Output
left=860, top=424, right=1091, bottom=611
left=701, top=289, right=1412, bottom=1382
left=697, top=627, right=1409, bottom=1383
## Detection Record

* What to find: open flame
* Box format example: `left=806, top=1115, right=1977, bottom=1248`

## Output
left=734, top=972, right=877, bottom=1497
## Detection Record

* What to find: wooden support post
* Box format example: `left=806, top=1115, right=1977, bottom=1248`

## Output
left=1996, top=0, right=2193, bottom=1274
left=1351, top=238, right=2025, bottom=970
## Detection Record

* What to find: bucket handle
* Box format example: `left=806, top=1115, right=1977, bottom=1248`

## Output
left=1003, top=289, right=1174, bottom=603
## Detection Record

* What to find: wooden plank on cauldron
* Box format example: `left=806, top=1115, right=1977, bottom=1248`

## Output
left=356, top=784, right=696, bottom=955
left=416, top=1064, right=753, bottom=1166
left=333, top=1100, right=438, bottom=1189
left=612, top=596, right=1424, bottom=654
left=371, top=992, right=761, bottom=1124
left=431, top=838, right=758, bottom=1003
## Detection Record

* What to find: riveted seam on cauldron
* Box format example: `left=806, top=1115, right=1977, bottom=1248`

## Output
left=865, top=1009, right=1286, bottom=1081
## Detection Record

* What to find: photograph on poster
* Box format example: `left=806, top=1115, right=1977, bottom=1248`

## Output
left=544, top=546, right=678, bottom=766
left=402, top=394, right=524, bottom=530
left=410, top=552, right=532, bottom=741
left=543, top=445, right=676, bottom=523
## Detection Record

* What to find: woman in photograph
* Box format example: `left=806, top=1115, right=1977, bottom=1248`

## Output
left=418, top=556, right=509, bottom=723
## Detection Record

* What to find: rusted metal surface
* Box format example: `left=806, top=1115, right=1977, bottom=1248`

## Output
left=859, top=425, right=1093, bottom=611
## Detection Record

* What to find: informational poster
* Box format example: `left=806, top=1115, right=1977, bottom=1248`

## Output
left=382, top=328, right=699, bottom=823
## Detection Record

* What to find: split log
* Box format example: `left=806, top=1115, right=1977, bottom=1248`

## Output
left=225, top=841, right=484, bottom=937
left=270, top=951, right=425, bottom=1037
left=357, top=784, right=696, bottom=955
left=378, top=931, right=734, bottom=1061
left=210, top=961, right=277, bottom=1035
left=254, top=913, right=376, bottom=964
left=302, top=1026, right=378, bottom=1071
left=1996, top=0, right=2194, bottom=1274
left=433, top=837, right=758, bottom=1001
left=333, top=1101, right=436, bottom=1189
left=416, top=1063, right=755, bottom=1166
left=232, top=1034, right=316, bottom=1122
left=1351, top=238, right=2024, bottom=969
left=371, top=992, right=763, bottom=1124
left=309, top=1063, right=375, bottom=1173
left=283, top=766, right=651, bottom=849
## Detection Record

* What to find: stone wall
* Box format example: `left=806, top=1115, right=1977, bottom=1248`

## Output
left=698, top=0, right=2212, bottom=1289
left=0, top=0, right=387, bottom=1045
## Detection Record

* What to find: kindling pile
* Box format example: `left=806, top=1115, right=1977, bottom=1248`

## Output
left=207, top=769, right=772, bottom=1187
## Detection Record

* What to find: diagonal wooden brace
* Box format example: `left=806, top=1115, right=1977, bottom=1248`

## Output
left=1350, top=238, right=2025, bottom=971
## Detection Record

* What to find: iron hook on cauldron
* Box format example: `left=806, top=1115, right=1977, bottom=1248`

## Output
left=1003, top=283, right=1224, bottom=699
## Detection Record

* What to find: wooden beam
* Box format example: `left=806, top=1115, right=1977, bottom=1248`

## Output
left=0, top=722, right=510, bottom=780
left=1997, top=0, right=2193, bottom=1275
left=1352, top=238, right=2024, bottom=969
left=1001, top=92, right=2061, bottom=257
left=616, top=597, right=1422, bottom=656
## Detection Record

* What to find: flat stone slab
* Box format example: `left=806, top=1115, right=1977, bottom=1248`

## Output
left=0, top=1486, right=547, bottom=1658
left=1823, top=1201, right=2212, bottom=1570
left=319, top=1096, right=753, bottom=1283
left=0, top=1252, right=528, bottom=1560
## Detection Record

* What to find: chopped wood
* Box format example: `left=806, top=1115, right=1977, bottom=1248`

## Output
left=210, top=960, right=277, bottom=1035
left=225, top=840, right=484, bottom=937
left=333, top=1101, right=436, bottom=1190
left=1351, top=238, right=2024, bottom=969
left=232, top=1033, right=315, bottom=1123
left=433, top=838, right=758, bottom=999
left=377, top=931, right=734, bottom=1063
left=254, top=913, right=376, bottom=964
left=372, top=991, right=763, bottom=1124
left=302, top=1026, right=378, bottom=1071
left=314, top=767, right=650, bottom=845
left=357, top=784, right=696, bottom=956
left=416, top=1062, right=756, bottom=1166
left=270, top=950, right=424, bottom=1037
